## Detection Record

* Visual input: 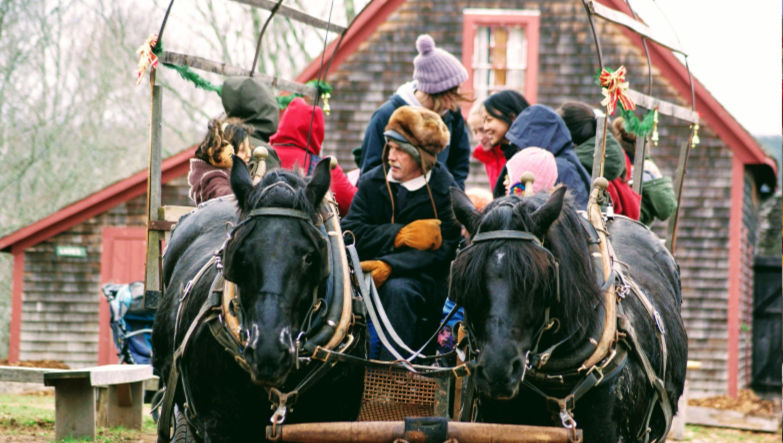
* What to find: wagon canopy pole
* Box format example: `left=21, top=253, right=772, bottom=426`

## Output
left=581, top=0, right=609, bottom=183
left=143, top=75, right=164, bottom=310
left=250, top=0, right=284, bottom=76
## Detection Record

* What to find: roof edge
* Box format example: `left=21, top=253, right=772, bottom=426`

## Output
left=603, top=0, right=777, bottom=177
left=296, top=0, right=408, bottom=83
left=0, top=146, right=195, bottom=252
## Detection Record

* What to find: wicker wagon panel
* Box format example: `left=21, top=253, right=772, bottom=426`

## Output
left=357, top=366, right=440, bottom=421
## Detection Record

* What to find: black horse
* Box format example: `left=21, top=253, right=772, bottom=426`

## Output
left=450, top=187, right=687, bottom=442
left=152, top=158, right=364, bottom=442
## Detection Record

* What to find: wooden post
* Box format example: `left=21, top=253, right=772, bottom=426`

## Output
left=143, top=78, right=164, bottom=309
left=591, top=116, right=608, bottom=181
left=665, top=140, right=690, bottom=252
left=631, top=136, right=647, bottom=194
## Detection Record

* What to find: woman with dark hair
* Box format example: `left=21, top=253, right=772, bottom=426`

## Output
left=557, top=101, right=640, bottom=219
left=480, top=89, right=530, bottom=196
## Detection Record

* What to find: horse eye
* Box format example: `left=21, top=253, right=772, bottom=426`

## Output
left=303, top=253, right=314, bottom=266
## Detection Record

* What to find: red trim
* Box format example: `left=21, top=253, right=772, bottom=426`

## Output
left=296, top=0, right=408, bottom=84
left=726, top=157, right=743, bottom=397
left=461, top=10, right=540, bottom=109
left=602, top=0, right=776, bottom=174
left=8, top=248, right=24, bottom=362
left=0, top=146, right=195, bottom=252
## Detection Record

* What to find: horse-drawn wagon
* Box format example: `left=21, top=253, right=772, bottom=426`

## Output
left=136, top=1, right=700, bottom=441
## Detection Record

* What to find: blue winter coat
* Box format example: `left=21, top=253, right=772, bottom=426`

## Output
left=358, top=94, right=471, bottom=189
left=505, top=104, right=591, bottom=208
left=341, top=162, right=461, bottom=283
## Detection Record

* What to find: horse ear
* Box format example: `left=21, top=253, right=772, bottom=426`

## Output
left=305, top=158, right=332, bottom=208
left=450, top=187, right=480, bottom=236
left=230, top=155, right=254, bottom=210
left=528, top=186, right=567, bottom=238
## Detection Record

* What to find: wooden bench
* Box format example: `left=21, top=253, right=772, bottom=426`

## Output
left=0, top=365, right=64, bottom=384
left=44, top=364, right=154, bottom=441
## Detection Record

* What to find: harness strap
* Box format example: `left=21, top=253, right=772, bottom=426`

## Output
left=618, top=314, right=673, bottom=442
left=347, top=243, right=418, bottom=368
left=311, top=346, right=473, bottom=377
left=157, top=287, right=222, bottom=442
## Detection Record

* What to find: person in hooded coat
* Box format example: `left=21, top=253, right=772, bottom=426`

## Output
left=270, top=97, right=357, bottom=215
left=221, top=76, right=282, bottom=169
left=342, top=106, right=461, bottom=361
left=558, top=101, right=640, bottom=219
left=501, top=104, right=591, bottom=207
left=359, top=34, right=472, bottom=188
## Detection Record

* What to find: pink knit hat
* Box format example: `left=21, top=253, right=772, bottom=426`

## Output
left=413, top=34, right=468, bottom=94
left=505, top=147, right=558, bottom=195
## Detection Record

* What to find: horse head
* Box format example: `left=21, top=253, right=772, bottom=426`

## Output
left=222, top=156, right=331, bottom=386
left=450, top=186, right=601, bottom=399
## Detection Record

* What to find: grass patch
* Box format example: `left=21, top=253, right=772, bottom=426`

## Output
left=0, top=393, right=54, bottom=429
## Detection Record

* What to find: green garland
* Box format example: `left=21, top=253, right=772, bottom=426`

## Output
left=276, top=80, right=333, bottom=109
left=151, top=42, right=222, bottom=94
left=620, top=108, right=656, bottom=138
left=150, top=41, right=332, bottom=107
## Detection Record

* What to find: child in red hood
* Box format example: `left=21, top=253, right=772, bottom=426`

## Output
left=270, top=97, right=356, bottom=215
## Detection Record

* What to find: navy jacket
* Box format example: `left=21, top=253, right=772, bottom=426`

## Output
left=503, top=104, right=591, bottom=208
left=341, top=163, right=461, bottom=283
left=359, top=94, right=470, bottom=189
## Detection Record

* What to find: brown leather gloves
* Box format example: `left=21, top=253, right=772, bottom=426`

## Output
left=394, top=219, right=442, bottom=250
left=361, top=260, right=392, bottom=288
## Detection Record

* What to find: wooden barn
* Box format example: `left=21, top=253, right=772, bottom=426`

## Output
left=292, top=0, right=778, bottom=397
left=0, top=147, right=195, bottom=368
left=0, top=0, right=777, bottom=400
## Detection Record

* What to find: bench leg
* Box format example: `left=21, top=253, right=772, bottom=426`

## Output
left=53, top=378, right=95, bottom=441
left=97, top=381, right=144, bottom=430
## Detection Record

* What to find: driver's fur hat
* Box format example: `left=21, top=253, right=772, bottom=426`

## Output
left=382, top=106, right=450, bottom=173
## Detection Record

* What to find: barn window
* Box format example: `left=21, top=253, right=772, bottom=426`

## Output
left=462, top=9, right=540, bottom=108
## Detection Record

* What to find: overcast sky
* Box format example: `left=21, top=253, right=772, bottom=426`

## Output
left=630, top=0, right=782, bottom=136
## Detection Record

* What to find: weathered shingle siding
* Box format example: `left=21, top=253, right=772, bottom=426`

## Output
left=321, top=0, right=756, bottom=396
left=739, top=172, right=759, bottom=389
left=20, top=176, right=191, bottom=368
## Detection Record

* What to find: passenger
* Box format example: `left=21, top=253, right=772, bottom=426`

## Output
left=187, top=117, right=253, bottom=205
left=270, top=97, right=356, bottom=215
left=503, top=147, right=559, bottom=195
left=502, top=104, right=591, bottom=208
left=358, top=34, right=472, bottom=188
left=557, top=101, right=640, bottom=218
left=467, top=101, right=502, bottom=187
left=611, top=117, right=677, bottom=225
left=479, top=89, right=531, bottom=196
left=220, top=76, right=282, bottom=169
left=342, top=106, right=461, bottom=361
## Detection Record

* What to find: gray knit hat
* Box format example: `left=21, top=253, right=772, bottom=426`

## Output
left=412, top=34, right=468, bottom=94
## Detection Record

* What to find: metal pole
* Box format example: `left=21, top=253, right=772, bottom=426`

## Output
left=143, top=73, right=164, bottom=310
left=631, top=135, right=647, bottom=194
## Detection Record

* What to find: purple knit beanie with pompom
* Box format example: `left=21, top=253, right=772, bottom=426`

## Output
left=412, top=34, right=468, bottom=94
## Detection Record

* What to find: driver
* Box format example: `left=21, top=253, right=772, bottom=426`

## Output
left=341, top=106, right=461, bottom=361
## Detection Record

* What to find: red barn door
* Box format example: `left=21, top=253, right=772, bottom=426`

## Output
left=99, top=227, right=147, bottom=365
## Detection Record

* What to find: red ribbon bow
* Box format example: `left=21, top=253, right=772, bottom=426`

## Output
left=136, top=34, right=159, bottom=85
left=600, top=66, right=635, bottom=115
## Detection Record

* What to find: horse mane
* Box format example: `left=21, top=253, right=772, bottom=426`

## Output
left=451, top=192, right=601, bottom=337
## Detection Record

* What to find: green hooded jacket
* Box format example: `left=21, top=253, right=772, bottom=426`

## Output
left=640, top=176, right=677, bottom=225
left=574, top=132, right=626, bottom=181
left=221, top=77, right=281, bottom=168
